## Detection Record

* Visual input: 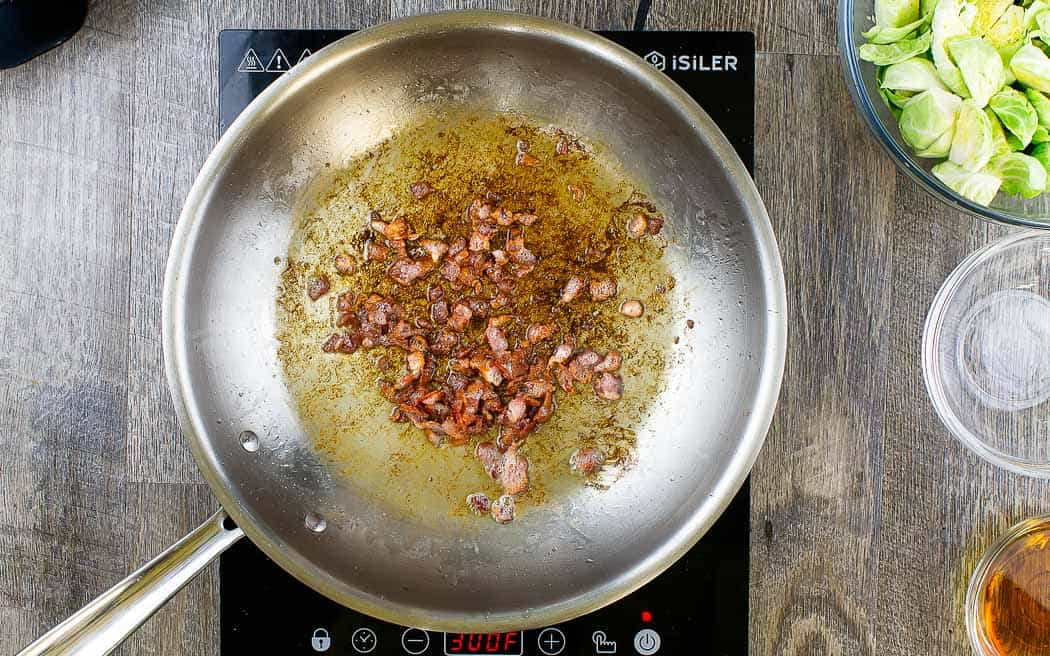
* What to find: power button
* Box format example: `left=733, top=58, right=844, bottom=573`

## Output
left=633, top=628, right=661, bottom=655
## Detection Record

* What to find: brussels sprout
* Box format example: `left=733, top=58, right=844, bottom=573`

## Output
left=948, top=37, right=1005, bottom=107
left=917, top=126, right=957, bottom=156
left=989, top=87, right=1039, bottom=146
left=950, top=100, right=997, bottom=169
left=974, top=0, right=1014, bottom=35
left=864, top=16, right=931, bottom=43
left=1026, top=88, right=1050, bottom=126
left=1006, top=131, right=1027, bottom=149
left=899, top=89, right=963, bottom=151
left=1011, top=43, right=1050, bottom=93
left=1025, top=0, right=1050, bottom=30
left=932, top=0, right=975, bottom=95
left=885, top=87, right=918, bottom=107
left=880, top=90, right=907, bottom=119
left=1034, top=124, right=1050, bottom=141
left=859, top=31, right=934, bottom=65
left=984, top=6, right=1027, bottom=66
left=985, top=107, right=1014, bottom=153
left=1036, top=7, right=1050, bottom=33
left=932, top=161, right=1003, bottom=204
left=1030, top=142, right=1050, bottom=174
left=882, top=58, right=950, bottom=93
left=988, top=152, right=1048, bottom=197
left=877, top=0, right=922, bottom=28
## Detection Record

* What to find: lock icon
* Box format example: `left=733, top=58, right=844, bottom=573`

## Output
left=311, top=628, right=331, bottom=652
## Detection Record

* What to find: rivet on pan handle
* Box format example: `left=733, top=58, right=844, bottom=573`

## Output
left=17, top=510, right=243, bottom=656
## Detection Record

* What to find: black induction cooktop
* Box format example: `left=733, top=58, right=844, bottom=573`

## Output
left=217, top=28, right=755, bottom=656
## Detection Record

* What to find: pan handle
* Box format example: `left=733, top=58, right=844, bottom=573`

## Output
left=17, top=509, right=243, bottom=656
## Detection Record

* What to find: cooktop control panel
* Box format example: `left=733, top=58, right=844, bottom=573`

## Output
left=217, top=28, right=755, bottom=656
left=221, top=482, right=747, bottom=655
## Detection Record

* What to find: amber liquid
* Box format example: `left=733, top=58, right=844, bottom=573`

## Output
left=981, top=525, right=1050, bottom=655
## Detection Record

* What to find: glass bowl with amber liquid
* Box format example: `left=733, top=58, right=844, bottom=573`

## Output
left=968, top=516, right=1050, bottom=655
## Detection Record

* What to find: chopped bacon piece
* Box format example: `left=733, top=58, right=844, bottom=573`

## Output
left=559, top=275, right=586, bottom=304
left=594, top=351, right=622, bottom=373
left=499, top=446, right=530, bottom=496
left=387, top=258, right=434, bottom=286
left=589, top=276, right=617, bottom=301
left=466, top=492, right=491, bottom=515
left=419, top=239, right=449, bottom=263
left=525, top=323, right=556, bottom=344
left=594, top=372, right=624, bottom=400
left=570, top=447, right=605, bottom=476
left=448, top=300, right=473, bottom=331
left=410, top=180, right=435, bottom=199
left=620, top=299, right=644, bottom=318
left=491, top=494, right=516, bottom=524
left=515, top=152, right=540, bottom=167
left=307, top=275, right=330, bottom=301
left=476, top=441, right=502, bottom=479
left=333, top=253, right=355, bottom=275
left=627, top=213, right=648, bottom=239
left=366, top=241, right=389, bottom=262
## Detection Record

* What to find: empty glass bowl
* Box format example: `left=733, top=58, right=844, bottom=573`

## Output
left=924, top=231, right=1050, bottom=476
left=839, top=0, right=1050, bottom=227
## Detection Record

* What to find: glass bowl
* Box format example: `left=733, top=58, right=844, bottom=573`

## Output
left=839, top=0, right=1050, bottom=228
left=965, top=514, right=1050, bottom=655
left=923, top=231, right=1050, bottom=477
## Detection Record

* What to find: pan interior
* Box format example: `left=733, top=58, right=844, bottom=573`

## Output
left=276, top=110, right=678, bottom=527
left=168, top=14, right=783, bottom=631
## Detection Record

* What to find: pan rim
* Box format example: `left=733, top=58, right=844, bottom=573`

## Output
left=163, top=10, right=787, bottom=631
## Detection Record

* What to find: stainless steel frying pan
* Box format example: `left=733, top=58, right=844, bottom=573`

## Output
left=20, top=12, right=786, bottom=655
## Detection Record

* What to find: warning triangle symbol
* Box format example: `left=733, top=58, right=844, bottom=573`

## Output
left=237, top=48, right=265, bottom=73
left=297, top=49, right=312, bottom=65
left=266, top=48, right=291, bottom=73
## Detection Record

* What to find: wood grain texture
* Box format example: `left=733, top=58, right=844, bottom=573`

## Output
left=0, top=2, right=135, bottom=649
left=3, top=1, right=1048, bottom=655
left=750, top=52, right=891, bottom=656
left=391, top=0, right=639, bottom=27
left=645, top=0, right=837, bottom=55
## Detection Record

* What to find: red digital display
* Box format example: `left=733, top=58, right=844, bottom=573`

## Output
left=443, top=631, right=523, bottom=655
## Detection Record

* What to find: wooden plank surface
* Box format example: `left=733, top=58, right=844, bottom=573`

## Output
left=646, top=0, right=837, bottom=55
left=2, top=1, right=1047, bottom=655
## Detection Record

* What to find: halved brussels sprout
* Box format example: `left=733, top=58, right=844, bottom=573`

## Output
left=876, top=0, right=922, bottom=28
left=932, top=160, right=1003, bottom=204
left=882, top=58, right=950, bottom=93
left=864, top=16, right=931, bottom=43
left=899, top=88, right=963, bottom=151
left=859, top=31, right=934, bottom=65
left=1036, top=7, right=1050, bottom=33
left=948, top=37, right=1006, bottom=107
left=1011, top=43, right=1050, bottom=93
left=1005, top=131, right=1027, bottom=150
left=989, top=87, right=1039, bottom=146
left=985, top=5, right=1027, bottom=67
left=918, top=126, right=957, bottom=156
left=933, top=0, right=975, bottom=95
left=985, top=107, right=1014, bottom=153
left=974, top=0, right=1014, bottom=35
left=1025, top=0, right=1050, bottom=30
left=988, top=152, right=1048, bottom=197
left=1026, top=87, right=1050, bottom=126
left=1030, top=141, right=1050, bottom=174
left=950, top=100, right=997, bottom=169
